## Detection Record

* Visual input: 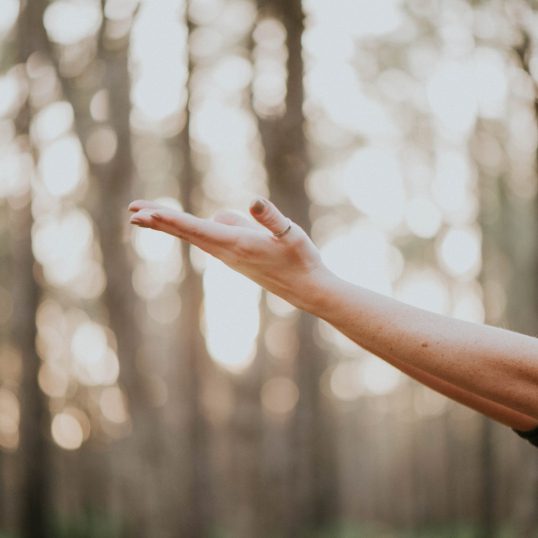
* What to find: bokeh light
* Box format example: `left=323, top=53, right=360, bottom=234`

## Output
left=44, top=0, right=102, bottom=45
left=51, top=409, right=85, bottom=451
left=38, top=136, right=87, bottom=197
left=261, top=377, right=300, bottom=417
left=203, top=257, right=261, bottom=371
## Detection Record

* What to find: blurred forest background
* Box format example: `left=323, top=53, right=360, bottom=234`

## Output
left=1, top=0, right=538, bottom=537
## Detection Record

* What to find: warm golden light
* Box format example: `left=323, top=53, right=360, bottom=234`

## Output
left=38, top=136, right=87, bottom=198
left=71, top=321, right=119, bottom=386
left=360, top=355, right=401, bottom=396
left=397, top=268, right=450, bottom=315
left=0, top=388, right=19, bottom=451
left=427, top=61, right=477, bottom=136
left=38, top=362, right=70, bottom=399
left=0, top=68, right=26, bottom=118
left=31, top=101, right=74, bottom=145
left=44, top=0, right=102, bottom=45
left=0, top=0, right=19, bottom=37
left=320, top=221, right=392, bottom=296
left=330, top=360, right=363, bottom=401
left=342, top=147, right=406, bottom=230
left=51, top=410, right=85, bottom=451
left=99, top=387, right=129, bottom=424
left=203, top=257, right=261, bottom=371
left=130, top=0, right=187, bottom=124
left=85, top=126, right=118, bottom=164
left=253, top=17, right=287, bottom=117
left=261, top=377, right=299, bottom=417
left=405, top=196, right=443, bottom=239
left=32, top=209, right=94, bottom=288
left=438, top=226, right=481, bottom=279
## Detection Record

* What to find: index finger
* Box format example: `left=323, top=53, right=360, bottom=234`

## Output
left=131, top=207, right=240, bottom=248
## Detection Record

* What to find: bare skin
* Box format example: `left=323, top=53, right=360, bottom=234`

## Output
left=129, top=198, right=538, bottom=431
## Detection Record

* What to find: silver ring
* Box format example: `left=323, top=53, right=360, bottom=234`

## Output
left=273, top=218, right=292, bottom=238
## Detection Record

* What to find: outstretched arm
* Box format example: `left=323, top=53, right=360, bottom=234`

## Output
left=129, top=198, right=538, bottom=429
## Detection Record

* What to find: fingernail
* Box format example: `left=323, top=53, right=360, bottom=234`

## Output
left=252, top=199, right=266, bottom=215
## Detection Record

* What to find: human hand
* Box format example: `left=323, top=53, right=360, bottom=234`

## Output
left=128, top=198, right=332, bottom=310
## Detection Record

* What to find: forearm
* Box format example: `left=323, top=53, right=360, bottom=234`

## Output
left=388, top=356, right=537, bottom=430
left=301, top=271, right=538, bottom=421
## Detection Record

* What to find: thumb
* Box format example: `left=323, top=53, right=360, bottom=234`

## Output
left=249, top=198, right=290, bottom=236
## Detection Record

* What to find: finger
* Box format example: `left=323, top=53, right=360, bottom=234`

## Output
left=128, top=199, right=167, bottom=213
left=249, top=198, right=290, bottom=236
left=212, top=209, right=260, bottom=230
left=130, top=207, right=239, bottom=247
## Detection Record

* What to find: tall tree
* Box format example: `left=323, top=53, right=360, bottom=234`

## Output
left=12, top=0, right=52, bottom=536
left=43, top=2, right=165, bottom=533
left=169, top=3, right=214, bottom=536
left=255, top=0, right=337, bottom=535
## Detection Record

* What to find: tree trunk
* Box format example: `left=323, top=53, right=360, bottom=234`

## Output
left=170, top=4, right=214, bottom=536
left=255, top=1, right=337, bottom=535
left=13, top=1, right=53, bottom=536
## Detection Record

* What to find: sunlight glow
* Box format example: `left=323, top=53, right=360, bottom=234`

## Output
left=212, top=55, right=252, bottom=94
left=0, top=68, right=26, bottom=118
left=397, top=268, right=450, bottom=315
left=44, top=0, right=102, bottom=45
left=330, top=354, right=401, bottom=400
left=342, top=147, right=405, bottom=230
left=71, top=321, right=119, bottom=386
left=405, top=196, right=442, bottom=238
left=438, top=227, right=481, bottom=279
left=432, top=150, right=476, bottom=224
left=90, top=89, right=109, bottom=122
left=261, top=377, right=299, bottom=417
left=130, top=0, right=187, bottom=124
left=452, top=284, right=485, bottom=323
left=266, top=292, right=296, bottom=318
left=0, top=144, right=32, bottom=197
left=330, top=360, right=363, bottom=401
left=203, top=257, right=261, bottom=371
left=32, top=209, right=94, bottom=287
left=361, top=355, right=401, bottom=396
left=0, top=388, right=19, bottom=451
left=473, top=48, right=508, bottom=119
left=264, top=320, right=298, bottom=361
left=253, top=17, right=287, bottom=117
left=105, top=0, right=138, bottom=21
left=99, top=387, right=129, bottom=424
left=38, top=136, right=87, bottom=197
left=135, top=227, right=178, bottom=262
left=51, top=410, right=85, bottom=451
left=191, top=100, right=256, bottom=152
left=131, top=197, right=183, bottom=298
left=303, top=0, right=403, bottom=39
left=146, top=290, right=182, bottom=324
left=31, top=101, right=74, bottom=145
left=0, top=0, right=19, bottom=38
left=85, top=126, right=118, bottom=164
left=427, top=61, right=477, bottom=136
left=306, top=64, right=398, bottom=138
left=38, top=362, right=70, bottom=398
left=320, top=221, right=392, bottom=295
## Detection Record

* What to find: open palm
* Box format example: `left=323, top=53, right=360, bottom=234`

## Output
left=128, top=198, right=330, bottom=309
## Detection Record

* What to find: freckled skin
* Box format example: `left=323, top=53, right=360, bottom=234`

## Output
left=129, top=198, right=538, bottom=432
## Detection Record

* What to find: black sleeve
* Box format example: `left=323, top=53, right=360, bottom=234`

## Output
left=513, top=426, right=538, bottom=448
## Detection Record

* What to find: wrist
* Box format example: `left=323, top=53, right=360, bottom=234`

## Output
left=292, top=265, right=341, bottom=316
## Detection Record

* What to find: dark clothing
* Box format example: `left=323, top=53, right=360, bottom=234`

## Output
left=514, top=426, right=538, bottom=447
